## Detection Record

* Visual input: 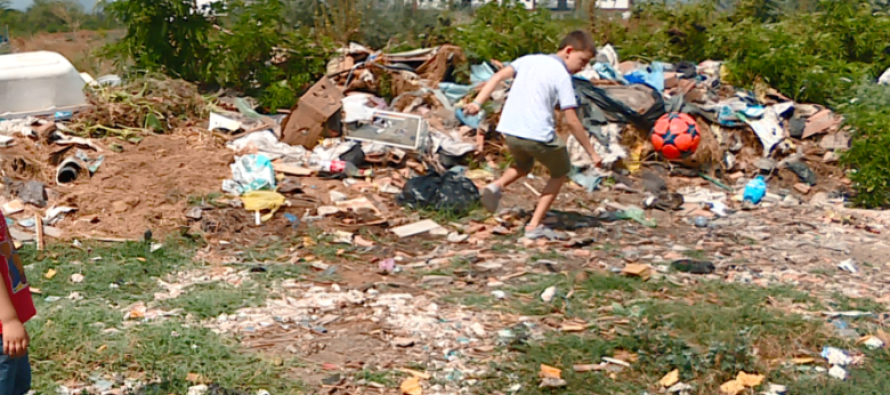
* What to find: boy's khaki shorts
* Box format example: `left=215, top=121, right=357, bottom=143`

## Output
left=505, top=134, right=571, bottom=179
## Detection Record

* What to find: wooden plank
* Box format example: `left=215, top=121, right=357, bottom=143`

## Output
left=9, top=228, right=33, bottom=242
left=35, top=216, right=44, bottom=251
left=272, top=162, right=313, bottom=176
left=390, top=220, right=441, bottom=238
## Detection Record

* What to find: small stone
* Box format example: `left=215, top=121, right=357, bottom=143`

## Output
left=187, top=385, right=209, bottom=395
left=755, top=157, right=777, bottom=172
left=470, top=322, right=486, bottom=337
left=828, top=365, right=847, bottom=380
left=392, top=337, right=416, bottom=347
left=112, top=201, right=130, bottom=212
left=541, top=286, right=557, bottom=302
left=492, top=225, right=511, bottom=235
left=447, top=232, right=469, bottom=243
left=810, top=192, right=829, bottom=206
left=793, top=183, right=811, bottom=194
left=186, top=207, right=204, bottom=220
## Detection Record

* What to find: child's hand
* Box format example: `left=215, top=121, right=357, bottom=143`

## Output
left=2, top=318, right=29, bottom=358
left=590, top=153, right=603, bottom=168
left=464, top=102, right=482, bottom=116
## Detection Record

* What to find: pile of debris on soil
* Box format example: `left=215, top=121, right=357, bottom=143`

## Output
left=0, top=41, right=861, bottom=251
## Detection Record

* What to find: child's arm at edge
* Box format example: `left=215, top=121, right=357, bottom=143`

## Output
left=464, top=66, right=515, bottom=115
left=0, top=228, right=28, bottom=358
left=564, top=108, right=603, bottom=167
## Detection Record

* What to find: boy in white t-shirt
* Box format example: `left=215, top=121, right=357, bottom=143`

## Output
left=465, top=31, right=602, bottom=240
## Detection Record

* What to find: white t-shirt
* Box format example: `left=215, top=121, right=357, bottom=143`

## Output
left=496, top=54, right=578, bottom=143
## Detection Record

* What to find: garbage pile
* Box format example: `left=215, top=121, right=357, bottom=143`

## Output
left=0, top=42, right=857, bottom=245
left=203, top=41, right=854, bottom=239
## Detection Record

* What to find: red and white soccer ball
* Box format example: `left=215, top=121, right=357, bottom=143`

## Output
left=651, top=112, right=701, bottom=160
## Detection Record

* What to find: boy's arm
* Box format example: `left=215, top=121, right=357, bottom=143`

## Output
left=464, top=66, right=515, bottom=115
left=0, top=227, right=28, bottom=358
left=564, top=108, right=603, bottom=167
left=0, top=274, right=28, bottom=358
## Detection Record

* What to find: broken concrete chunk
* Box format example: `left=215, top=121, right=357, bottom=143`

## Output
left=186, top=207, right=204, bottom=220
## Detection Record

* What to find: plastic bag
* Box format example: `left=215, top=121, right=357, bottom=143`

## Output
left=618, top=206, right=657, bottom=228
left=396, top=171, right=480, bottom=215
left=241, top=190, right=286, bottom=222
left=222, top=154, right=276, bottom=195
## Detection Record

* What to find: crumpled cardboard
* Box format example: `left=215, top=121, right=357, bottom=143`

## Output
left=281, top=77, right=344, bottom=149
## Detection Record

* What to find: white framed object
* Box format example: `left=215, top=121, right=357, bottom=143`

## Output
left=344, top=110, right=428, bottom=151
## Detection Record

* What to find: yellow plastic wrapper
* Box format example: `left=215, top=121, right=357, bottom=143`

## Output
left=241, top=190, right=286, bottom=222
left=627, top=144, right=644, bottom=174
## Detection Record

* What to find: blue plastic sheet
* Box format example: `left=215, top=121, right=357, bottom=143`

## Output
left=569, top=167, right=604, bottom=192
left=470, top=63, right=496, bottom=85
left=455, top=108, right=484, bottom=128
left=438, top=82, right=473, bottom=104
left=623, top=62, right=665, bottom=92
left=593, top=63, right=626, bottom=83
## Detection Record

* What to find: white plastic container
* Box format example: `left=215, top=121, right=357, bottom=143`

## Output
left=0, top=51, right=89, bottom=116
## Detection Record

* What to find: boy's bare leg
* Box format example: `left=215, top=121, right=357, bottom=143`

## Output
left=492, top=167, right=527, bottom=189
left=481, top=167, right=528, bottom=213
left=526, top=175, right=566, bottom=230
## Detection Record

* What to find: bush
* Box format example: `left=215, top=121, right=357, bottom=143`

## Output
left=444, top=1, right=584, bottom=63
left=837, top=83, right=890, bottom=208
left=104, top=0, right=334, bottom=110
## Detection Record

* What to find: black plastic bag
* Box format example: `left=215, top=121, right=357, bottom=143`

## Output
left=338, top=144, right=366, bottom=167
left=396, top=171, right=480, bottom=214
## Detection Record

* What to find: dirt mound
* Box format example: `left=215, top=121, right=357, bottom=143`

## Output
left=52, top=131, right=232, bottom=239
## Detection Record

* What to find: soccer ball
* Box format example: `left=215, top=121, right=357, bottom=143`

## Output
left=651, top=112, right=701, bottom=160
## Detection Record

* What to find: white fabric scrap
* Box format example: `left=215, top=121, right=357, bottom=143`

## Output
left=0, top=117, right=37, bottom=138
left=431, top=130, right=476, bottom=157
left=745, top=104, right=791, bottom=157
left=312, top=139, right=357, bottom=161
left=342, top=94, right=378, bottom=123
left=567, top=123, right=626, bottom=167
left=227, top=130, right=308, bottom=162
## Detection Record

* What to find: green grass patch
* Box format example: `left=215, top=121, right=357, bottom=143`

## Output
left=22, top=238, right=200, bottom=305
left=477, top=271, right=884, bottom=394
left=354, top=369, right=405, bottom=388
left=29, top=301, right=302, bottom=394
left=158, top=282, right=268, bottom=319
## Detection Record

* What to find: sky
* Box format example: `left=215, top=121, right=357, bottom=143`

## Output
left=9, top=0, right=97, bottom=11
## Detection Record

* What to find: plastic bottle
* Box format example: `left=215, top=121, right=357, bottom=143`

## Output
left=743, top=175, right=767, bottom=204
left=307, top=157, right=372, bottom=177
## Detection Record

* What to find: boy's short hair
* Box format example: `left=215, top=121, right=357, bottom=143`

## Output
left=558, top=30, right=597, bottom=54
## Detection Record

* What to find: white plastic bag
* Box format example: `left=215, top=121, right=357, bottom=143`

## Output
left=222, top=154, right=276, bottom=195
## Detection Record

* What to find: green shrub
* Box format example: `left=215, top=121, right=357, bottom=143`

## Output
left=444, top=0, right=583, bottom=63
left=838, top=83, right=890, bottom=208
left=104, top=0, right=334, bottom=110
